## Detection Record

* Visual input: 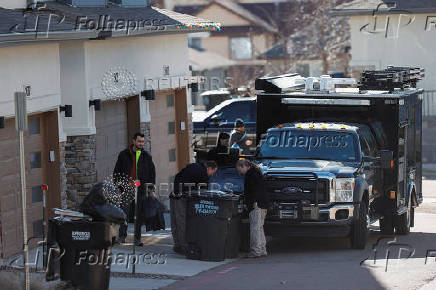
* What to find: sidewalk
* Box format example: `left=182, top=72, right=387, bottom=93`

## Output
left=0, top=216, right=238, bottom=290
left=109, top=218, right=237, bottom=290
left=423, top=163, right=436, bottom=178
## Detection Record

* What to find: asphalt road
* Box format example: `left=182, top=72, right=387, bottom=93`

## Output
left=163, top=179, right=436, bottom=290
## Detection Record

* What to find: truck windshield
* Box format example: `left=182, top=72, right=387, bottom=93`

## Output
left=257, top=130, right=358, bottom=162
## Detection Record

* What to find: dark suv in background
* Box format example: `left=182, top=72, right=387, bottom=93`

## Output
left=193, top=98, right=256, bottom=149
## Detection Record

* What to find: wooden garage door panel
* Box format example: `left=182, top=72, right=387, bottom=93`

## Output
left=0, top=114, right=49, bottom=258
left=95, top=100, right=128, bottom=182
left=150, top=91, right=177, bottom=186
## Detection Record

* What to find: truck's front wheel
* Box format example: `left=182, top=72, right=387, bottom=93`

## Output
left=350, top=201, right=369, bottom=249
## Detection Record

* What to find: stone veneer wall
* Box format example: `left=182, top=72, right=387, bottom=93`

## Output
left=140, top=122, right=152, bottom=153
left=64, top=135, right=97, bottom=209
left=59, top=141, right=67, bottom=208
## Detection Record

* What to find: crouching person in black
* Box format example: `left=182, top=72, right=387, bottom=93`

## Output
left=170, top=161, right=218, bottom=254
left=236, top=159, right=269, bottom=258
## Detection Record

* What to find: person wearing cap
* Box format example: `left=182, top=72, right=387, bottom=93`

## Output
left=230, top=119, right=252, bottom=154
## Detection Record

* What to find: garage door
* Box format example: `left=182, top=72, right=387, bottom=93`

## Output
left=150, top=91, right=179, bottom=186
left=0, top=112, right=60, bottom=258
left=95, top=100, right=128, bottom=182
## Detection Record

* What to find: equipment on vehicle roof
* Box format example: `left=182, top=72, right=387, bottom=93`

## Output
left=358, top=66, right=424, bottom=91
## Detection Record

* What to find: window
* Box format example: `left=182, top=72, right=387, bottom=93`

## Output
left=359, top=136, right=371, bottom=157
left=358, top=126, right=379, bottom=156
left=168, top=122, right=175, bottom=135
left=30, top=152, right=41, bottom=169
left=189, top=37, right=202, bottom=50
left=230, top=37, right=252, bottom=60
left=217, top=101, right=253, bottom=123
left=169, top=148, right=176, bottom=162
left=296, top=64, right=310, bottom=77
left=167, top=94, right=174, bottom=107
left=29, top=117, right=40, bottom=135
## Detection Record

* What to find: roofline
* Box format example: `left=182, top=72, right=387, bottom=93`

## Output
left=0, top=25, right=212, bottom=45
left=330, top=8, right=436, bottom=17
left=194, top=1, right=278, bottom=33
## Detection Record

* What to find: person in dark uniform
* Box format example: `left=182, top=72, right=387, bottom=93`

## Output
left=230, top=119, right=252, bottom=154
left=113, top=133, right=156, bottom=246
left=170, top=161, right=218, bottom=254
left=207, top=132, right=230, bottom=166
left=236, top=159, right=269, bottom=258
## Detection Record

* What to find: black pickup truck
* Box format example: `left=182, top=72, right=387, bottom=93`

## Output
left=253, top=68, right=424, bottom=249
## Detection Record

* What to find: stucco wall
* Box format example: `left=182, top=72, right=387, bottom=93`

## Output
left=202, top=36, right=230, bottom=59
left=0, top=0, right=27, bottom=9
left=0, top=43, right=64, bottom=141
left=59, top=34, right=190, bottom=136
left=349, top=14, right=436, bottom=91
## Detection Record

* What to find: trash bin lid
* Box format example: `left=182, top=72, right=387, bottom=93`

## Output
left=186, top=190, right=240, bottom=200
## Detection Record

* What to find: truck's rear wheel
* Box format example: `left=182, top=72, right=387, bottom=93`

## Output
left=350, top=201, right=369, bottom=249
left=395, top=202, right=412, bottom=235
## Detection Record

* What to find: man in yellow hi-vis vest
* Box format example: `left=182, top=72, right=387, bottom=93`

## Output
left=114, top=133, right=156, bottom=246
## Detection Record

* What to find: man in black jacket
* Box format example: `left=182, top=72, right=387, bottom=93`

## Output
left=236, top=159, right=269, bottom=258
left=113, top=133, right=156, bottom=246
left=171, top=161, right=218, bottom=254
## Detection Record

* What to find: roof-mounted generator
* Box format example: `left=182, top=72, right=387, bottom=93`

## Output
left=253, top=67, right=423, bottom=249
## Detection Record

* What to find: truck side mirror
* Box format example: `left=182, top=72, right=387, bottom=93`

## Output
left=210, top=114, right=221, bottom=125
left=380, top=150, right=394, bottom=169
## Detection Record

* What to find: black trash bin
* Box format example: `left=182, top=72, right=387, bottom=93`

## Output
left=48, top=219, right=119, bottom=290
left=185, top=191, right=240, bottom=262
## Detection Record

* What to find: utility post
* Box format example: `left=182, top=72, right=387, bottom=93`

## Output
left=15, top=91, right=30, bottom=290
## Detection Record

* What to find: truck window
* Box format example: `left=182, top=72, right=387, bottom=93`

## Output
left=358, top=126, right=379, bottom=156
left=257, top=130, right=358, bottom=162
left=218, top=101, right=251, bottom=123
left=359, top=136, right=371, bottom=157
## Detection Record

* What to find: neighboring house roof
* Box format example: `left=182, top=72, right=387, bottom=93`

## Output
left=175, top=0, right=277, bottom=33
left=331, top=0, right=436, bottom=16
left=189, top=47, right=236, bottom=71
left=259, top=41, right=289, bottom=60
left=0, top=2, right=220, bottom=43
left=214, top=0, right=277, bottom=32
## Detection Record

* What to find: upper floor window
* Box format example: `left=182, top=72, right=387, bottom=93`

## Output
left=189, top=37, right=202, bottom=50
left=230, top=37, right=252, bottom=60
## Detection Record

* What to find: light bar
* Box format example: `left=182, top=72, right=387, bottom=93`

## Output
left=281, top=98, right=370, bottom=106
